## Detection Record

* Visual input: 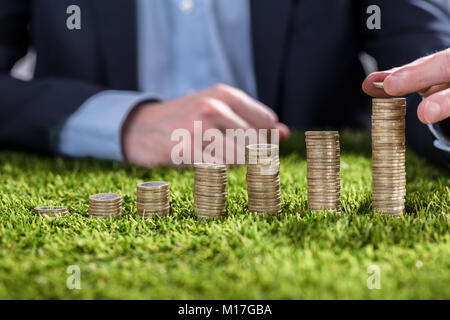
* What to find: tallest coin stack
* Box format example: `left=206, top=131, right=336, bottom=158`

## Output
left=371, top=96, right=407, bottom=216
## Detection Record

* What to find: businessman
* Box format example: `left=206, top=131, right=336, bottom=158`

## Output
left=0, top=0, right=449, bottom=168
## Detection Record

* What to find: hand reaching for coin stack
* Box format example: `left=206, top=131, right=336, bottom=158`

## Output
left=363, top=48, right=450, bottom=125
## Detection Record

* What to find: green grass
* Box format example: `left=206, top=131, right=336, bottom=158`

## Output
left=0, top=131, right=449, bottom=299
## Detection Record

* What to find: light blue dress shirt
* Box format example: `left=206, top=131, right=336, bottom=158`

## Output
left=59, top=0, right=257, bottom=161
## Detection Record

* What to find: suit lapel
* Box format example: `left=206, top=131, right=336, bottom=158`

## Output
left=251, top=0, right=292, bottom=110
left=91, top=0, right=138, bottom=90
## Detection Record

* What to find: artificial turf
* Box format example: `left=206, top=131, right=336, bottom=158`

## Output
left=0, top=131, right=449, bottom=299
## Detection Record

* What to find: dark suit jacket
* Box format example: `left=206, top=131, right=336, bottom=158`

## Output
left=1, top=0, right=449, bottom=167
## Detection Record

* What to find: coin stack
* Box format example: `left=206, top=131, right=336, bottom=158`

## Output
left=305, top=131, right=341, bottom=212
left=371, top=83, right=406, bottom=217
left=89, top=193, right=122, bottom=218
left=137, top=182, right=170, bottom=218
left=246, top=144, right=282, bottom=215
left=193, top=163, right=227, bottom=219
left=34, top=206, right=68, bottom=218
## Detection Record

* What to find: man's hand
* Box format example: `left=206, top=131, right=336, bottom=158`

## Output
left=121, top=84, right=290, bottom=167
left=363, top=48, right=450, bottom=124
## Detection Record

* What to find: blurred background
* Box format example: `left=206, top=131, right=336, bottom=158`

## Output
left=11, top=0, right=450, bottom=82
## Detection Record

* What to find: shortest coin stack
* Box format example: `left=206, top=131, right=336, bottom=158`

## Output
left=89, top=193, right=122, bottom=218
left=34, top=206, right=68, bottom=218
left=306, top=131, right=341, bottom=212
left=246, top=144, right=282, bottom=215
left=194, top=163, right=227, bottom=219
left=137, top=182, right=170, bottom=218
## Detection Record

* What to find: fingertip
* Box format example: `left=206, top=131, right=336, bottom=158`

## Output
left=362, top=72, right=391, bottom=97
left=362, top=73, right=377, bottom=94
left=417, top=98, right=444, bottom=124
left=276, top=123, right=290, bottom=140
left=424, top=100, right=442, bottom=124
left=417, top=101, right=428, bottom=124
left=253, top=102, right=278, bottom=127
left=361, top=81, right=371, bottom=95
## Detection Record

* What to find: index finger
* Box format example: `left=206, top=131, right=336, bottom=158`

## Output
left=206, top=84, right=279, bottom=129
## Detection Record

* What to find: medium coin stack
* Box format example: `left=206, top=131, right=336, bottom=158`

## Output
left=137, top=182, right=170, bottom=218
left=89, top=193, right=122, bottom=218
left=372, top=83, right=406, bottom=217
left=305, top=131, right=341, bottom=212
left=246, top=144, right=281, bottom=215
left=34, top=206, right=68, bottom=218
left=194, top=163, right=227, bottom=219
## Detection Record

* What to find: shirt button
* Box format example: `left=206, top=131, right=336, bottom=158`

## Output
left=179, top=0, right=194, bottom=14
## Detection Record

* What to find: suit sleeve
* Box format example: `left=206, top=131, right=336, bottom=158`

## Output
left=0, top=0, right=104, bottom=155
left=359, top=0, right=450, bottom=168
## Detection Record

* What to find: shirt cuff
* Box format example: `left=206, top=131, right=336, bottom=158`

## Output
left=428, top=123, right=450, bottom=153
left=58, top=90, right=157, bottom=161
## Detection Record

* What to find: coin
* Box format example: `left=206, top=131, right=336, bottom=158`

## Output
left=34, top=206, right=68, bottom=217
left=308, top=201, right=341, bottom=207
left=247, top=187, right=281, bottom=194
left=307, top=184, right=340, bottom=190
left=248, top=199, right=282, bottom=207
left=89, top=202, right=120, bottom=209
left=137, top=181, right=169, bottom=189
left=90, top=209, right=121, bottom=215
left=373, top=82, right=384, bottom=89
left=306, top=131, right=339, bottom=136
left=136, top=192, right=170, bottom=198
left=373, top=97, right=406, bottom=103
left=35, top=206, right=67, bottom=212
left=308, top=188, right=341, bottom=195
left=195, top=208, right=227, bottom=215
left=89, top=193, right=121, bottom=202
